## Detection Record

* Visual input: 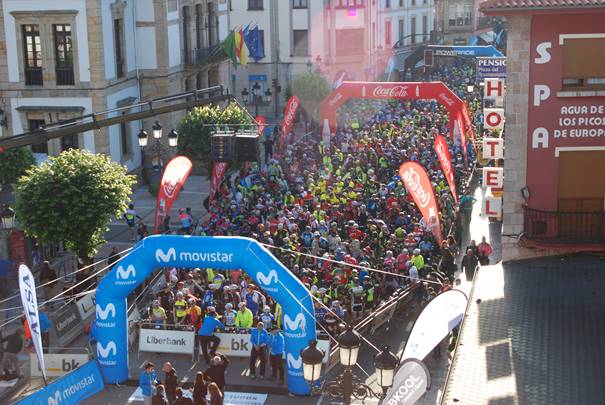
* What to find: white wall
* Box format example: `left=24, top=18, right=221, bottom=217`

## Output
left=136, top=27, right=157, bottom=69
left=106, top=85, right=142, bottom=172
left=135, top=0, right=154, bottom=22
left=3, top=0, right=91, bottom=83
left=10, top=97, right=95, bottom=153
left=167, top=5, right=180, bottom=68
left=101, top=0, right=115, bottom=80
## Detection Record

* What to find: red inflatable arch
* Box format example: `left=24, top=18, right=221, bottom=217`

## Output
left=319, top=81, right=473, bottom=142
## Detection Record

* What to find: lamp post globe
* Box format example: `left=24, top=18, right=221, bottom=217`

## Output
left=0, top=204, right=16, bottom=230
left=301, top=340, right=325, bottom=384
left=167, top=129, right=179, bottom=147
left=137, top=129, right=149, bottom=147
left=338, top=326, right=361, bottom=367
left=241, top=88, right=249, bottom=104
left=264, top=88, right=272, bottom=104
left=373, top=345, right=399, bottom=390
left=152, top=121, right=163, bottom=139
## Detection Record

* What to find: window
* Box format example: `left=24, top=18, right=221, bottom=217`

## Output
left=114, top=19, right=124, bottom=78
left=422, top=15, right=428, bottom=42
left=385, top=0, right=391, bottom=7
left=385, top=20, right=392, bottom=46
left=207, top=3, right=215, bottom=46
left=449, top=5, right=472, bottom=27
left=292, top=0, right=308, bottom=8
left=562, top=38, right=605, bottom=90
left=182, top=6, right=190, bottom=64
left=53, top=24, right=74, bottom=85
left=28, top=119, right=48, bottom=154
left=398, top=19, right=404, bottom=42
left=399, top=0, right=404, bottom=6
left=336, top=0, right=365, bottom=7
left=22, top=25, right=43, bottom=85
left=195, top=4, right=203, bottom=49
left=293, top=30, right=308, bottom=57
left=120, top=113, right=131, bottom=159
left=61, top=133, right=79, bottom=151
left=248, top=0, right=263, bottom=10
left=411, top=17, right=416, bottom=44
left=411, top=0, right=416, bottom=6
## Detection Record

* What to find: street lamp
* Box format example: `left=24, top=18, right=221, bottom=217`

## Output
left=137, top=129, right=149, bottom=147
left=264, top=88, right=272, bottom=104
left=152, top=121, right=163, bottom=139
left=241, top=88, right=250, bottom=104
left=167, top=129, right=179, bottom=147
left=301, top=326, right=399, bottom=404
left=0, top=204, right=16, bottom=231
left=138, top=122, right=178, bottom=182
left=307, top=59, right=313, bottom=72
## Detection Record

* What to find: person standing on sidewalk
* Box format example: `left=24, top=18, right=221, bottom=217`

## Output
left=162, top=362, right=178, bottom=404
left=139, top=362, right=158, bottom=405
left=124, top=204, right=142, bottom=242
left=38, top=306, right=51, bottom=353
left=263, top=131, right=274, bottom=164
left=461, top=249, right=479, bottom=281
left=268, top=326, right=285, bottom=385
left=249, top=321, right=268, bottom=379
left=477, top=236, right=493, bottom=265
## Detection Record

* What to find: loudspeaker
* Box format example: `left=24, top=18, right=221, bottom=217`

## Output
left=235, top=130, right=260, bottom=162
left=211, top=131, right=235, bottom=161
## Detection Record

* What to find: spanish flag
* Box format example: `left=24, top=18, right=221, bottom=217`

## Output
left=235, top=29, right=248, bottom=66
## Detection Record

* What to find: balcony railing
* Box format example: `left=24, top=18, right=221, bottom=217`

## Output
left=523, top=206, right=605, bottom=244
left=25, top=67, right=43, bottom=85
left=56, top=67, right=75, bottom=85
left=187, top=44, right=227, bottom=66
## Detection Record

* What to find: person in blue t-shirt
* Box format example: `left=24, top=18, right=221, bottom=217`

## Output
left=38, top=307, right=51, bottom=353
left=249, top=321, right=269, bottom=379
left=198, top=307, right=224, bottom=364
left=268, top=326, right=285, bottom=384
left=139, top=362, right=158, bottom=405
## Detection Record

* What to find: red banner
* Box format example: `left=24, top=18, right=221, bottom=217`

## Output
left=457, top=112, right=468, bottom=166
left=280, top=96, right=300, bottom=149
left=256, top=115, right=267, bottom=136
left=434, top=135, right=458, bottom=204
left=461, top=102, right=474, bottom=141
left=209, top=162, right=228, bottom=204
left=154, top=156, right=193, bottom=233
left=399, top=162, right=442, bottom=243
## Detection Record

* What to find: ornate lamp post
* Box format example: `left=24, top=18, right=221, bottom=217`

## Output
left=0, top=204, right=16, bottom=231
left=137, top=122, right=178, bottom=184
left=300, top=326, right=399, bottom=404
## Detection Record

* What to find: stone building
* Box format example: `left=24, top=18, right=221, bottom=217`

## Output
left=480, top=0, right=605, bottom=260
left=0, top=0, right=229, bottom=172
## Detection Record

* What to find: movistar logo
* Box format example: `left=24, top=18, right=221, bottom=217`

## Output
left=156, top=248, right=176, bottom=263
left=47, top=391, right=61, bottom=405
left=115, top=265, right=136, bottom=285
left=96, top=303, right=116, bottom=320
left=257, top=270, right=278, bottom=286
left=97, top=341, right=117, bottom=358
left=287, top=353, right=302, bottom=369
left=284, top=313, right=305, bottom=332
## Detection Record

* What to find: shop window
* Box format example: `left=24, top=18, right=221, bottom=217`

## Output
left=562, top=38, right=605, bottom=90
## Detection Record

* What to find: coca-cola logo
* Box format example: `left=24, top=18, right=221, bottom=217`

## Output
left=438, top=93, right=454, bottom=107
left=328, top=93, right=343, bottom=107
left=373, top=85, right=409, bottom=98
left=402, top=167, right=431, bottom=208
left=284, top=99, right=299, bottom=127
left=163, top=180, right=178, bottom=199
left=435, top=142, right=452, bottom=176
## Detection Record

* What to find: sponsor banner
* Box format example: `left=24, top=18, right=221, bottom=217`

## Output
left=332, top=70, right=348, bottom=90
left=429, top=45, right=504, bottom=58
left=19, top=264, right=46, bottom=381
left=30, top=353, right=90, bottom=377
left=433, top=135, right=458, bottom=203
left=384, top=359, right=430, bottom=405
left=401, top=290, right=467, bottom=362
left=280, top=96, right=300, bottom=149
left=139, top=328, right=195, bottom=355
left=476, top=57, right=507, bottom=81
left=399, top=162, right=442, bottom=243
left=255, top=115, right=267, bottom=136
left=154, top=156, right=193, bottom=233
left=76, top=291, right=95, bottom=320
left=15, top=360, right=105, bottom=405
left=209, top=162, right=228, bottom=203
left=53, top=303, right=83, bottom=341
left=457, top=113, right=468, bottom=165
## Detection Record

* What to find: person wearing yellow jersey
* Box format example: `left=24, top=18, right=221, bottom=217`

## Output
left=173, top=292, right=187, bottom=324
left=235, top=302, right=254, bottom=329
left=274, top=303, right=282, bottom=329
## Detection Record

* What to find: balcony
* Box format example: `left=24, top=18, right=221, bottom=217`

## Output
left=187, top=44, right=227, bottom=67
left=523, top=206, right=605, bottom=245
left=25, top=67, right=43, bottom=86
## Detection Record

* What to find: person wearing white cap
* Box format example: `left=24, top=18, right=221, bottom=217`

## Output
left=150, top=300, right=167, bottom=329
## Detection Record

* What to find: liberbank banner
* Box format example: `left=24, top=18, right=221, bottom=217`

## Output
left=15, top=360, right=104, bottom=405
left=139, top=328, right=196, bottom=355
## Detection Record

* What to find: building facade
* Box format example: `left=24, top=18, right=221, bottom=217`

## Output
left=0, top=0, right=229, bottom=172
left=378, top=0, right=434, bottom=49
left=481, top=0, right=605, bottom=260
left=227, top=0, right=383, bottom=118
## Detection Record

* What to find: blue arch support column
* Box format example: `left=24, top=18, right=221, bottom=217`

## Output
left=95, top=235, right=316, bottom=395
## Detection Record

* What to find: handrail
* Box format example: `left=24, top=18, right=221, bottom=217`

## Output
left=523, top=205, right=605, bottom=244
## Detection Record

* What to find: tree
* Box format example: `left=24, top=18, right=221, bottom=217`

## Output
left=0, top=147, right=36, bottom=186
left=14, top=149, right=136, bottom=258
left=177, top=102, right=252, bottom=175
left=290, top=72, right=331, bottom=119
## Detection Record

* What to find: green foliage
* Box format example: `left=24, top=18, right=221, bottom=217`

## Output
left=14, top=149, right=136, bottom=258
left=290, top=72, right=331, bottom=119
left=176, top=102, right=252, bottom=175
left=0, top=147, right=36, bottom=185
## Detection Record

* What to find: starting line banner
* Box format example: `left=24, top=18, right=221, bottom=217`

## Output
left=15, top=360, right=105, bottom=405
left=139, top=328, right=196, bottom=355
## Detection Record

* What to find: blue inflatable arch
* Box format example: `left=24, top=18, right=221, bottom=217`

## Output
left=95, top=235, right=316, bottom=395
